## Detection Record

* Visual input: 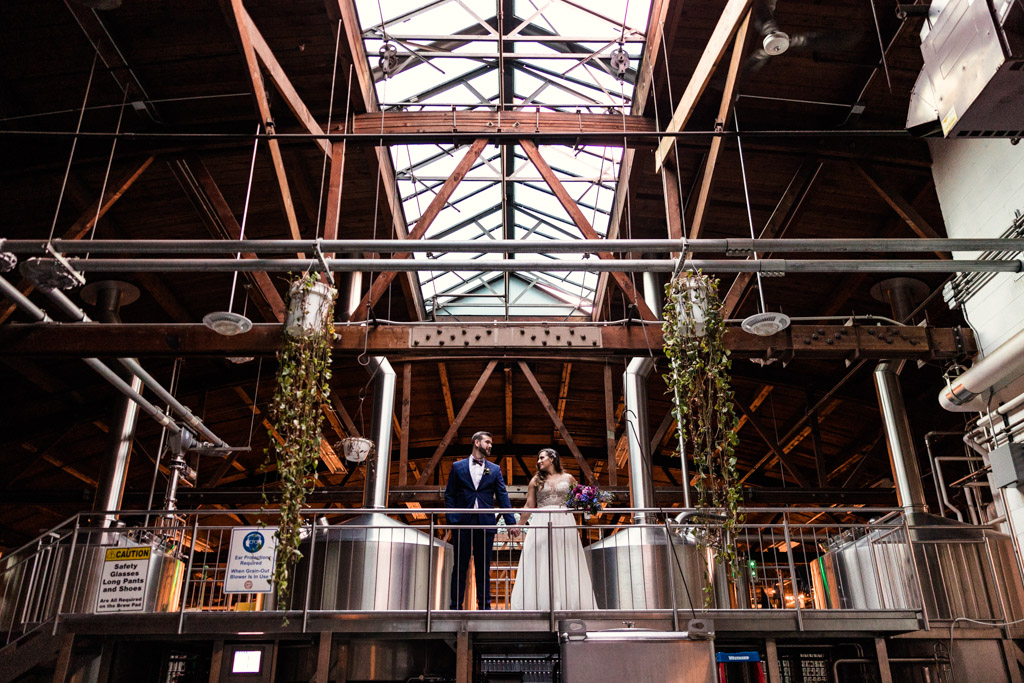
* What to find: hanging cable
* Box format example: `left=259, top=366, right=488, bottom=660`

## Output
left=314, top=18, right=345, bottom=241
left=227, top=126, right=262, bottom=314
left=734, top=109, right=768, bottom=315
left=87, top=87, right=130, bottom=244
left=48, top=53, right=98, bottom=243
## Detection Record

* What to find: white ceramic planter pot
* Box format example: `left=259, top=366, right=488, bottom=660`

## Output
left=285, top=279, right=336, bottom=338
left=340, top=436, right=375, bottom=463
left=676, top=276, right=709, bottom=337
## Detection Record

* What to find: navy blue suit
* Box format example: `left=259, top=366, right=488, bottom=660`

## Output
left=445, top=457, right=516, bottom=609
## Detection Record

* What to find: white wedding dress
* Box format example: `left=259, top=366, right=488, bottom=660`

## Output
left=510, top=478, right=598, bottom=610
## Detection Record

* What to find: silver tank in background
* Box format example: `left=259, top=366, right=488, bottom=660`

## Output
left=290, top=513, right=452, bottom=610
left=585, top=526, right=706, bottom=610
left=811, top=512, right=1024, bottom=621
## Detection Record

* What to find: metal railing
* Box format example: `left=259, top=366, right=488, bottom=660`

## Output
left=1, top=507, right=1022, bottom=642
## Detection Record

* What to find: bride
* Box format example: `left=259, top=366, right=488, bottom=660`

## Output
left=510, top=448, right=597, bottom=610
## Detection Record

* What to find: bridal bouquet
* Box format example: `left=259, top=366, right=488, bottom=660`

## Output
left=565, top=484, right=614, bottom=517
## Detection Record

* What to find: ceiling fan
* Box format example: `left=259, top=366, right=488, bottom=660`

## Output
left=746, top=0, right=860, bottom=72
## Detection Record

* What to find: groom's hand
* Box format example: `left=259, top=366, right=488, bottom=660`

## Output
left=508, top=527, right=522, bottom=539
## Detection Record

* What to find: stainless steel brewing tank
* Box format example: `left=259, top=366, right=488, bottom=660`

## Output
left=585, top=525, right=705, bottom=610
left=290, top=513, right=452, bottom=610
left=0, top=534, right=182, bottom=630
left=811, top=512, right=1024, bottom=620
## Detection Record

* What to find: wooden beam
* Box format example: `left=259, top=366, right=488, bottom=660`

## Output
left=399, top=362, right=412, bottom=486
left=853, top=162, right=949, bottom=258
left=735, top=400, right=812, bottom=487
left=807, top=391, right=828, bottom=487
left=238, top=5, right=331, bottom=157
left=504, top=365, right=513, bottom=444
left=330, top=394, right=360, bottom=437
left=414, top=360, right=498, bottom=485
left=687, top=12, right=750, bottom=240
left=654, top=0, right=755, bottom=170
left=350, top=138, right=489, bottom=321
left=0, top=157, right=153, bottom=325
left=350, top=111, right=656, bottom=141
left=327, top=0, right=378, bottom=114
left=520, top=139, right=656, bottom=321
left=438, top=363, right=458, bottom=431
left=224, top=0, right=302, bottom=242
left=323, top=141, right=346, bottom=246
left=554, top=362, right=573, bottom=441
left=721, top=158, right=823, bottom=318
left=517, top=361, right=595, bottom=484
left=604, top=365, right=617, bottom=486
left=171, top=158, right=287, bottom=322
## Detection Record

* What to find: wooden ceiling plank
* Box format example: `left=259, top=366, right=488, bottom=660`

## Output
left=654, top=0, right=755, bottom=170
left=517, top=361, right=595, bottom=484
left=323, top=141, right=346, bottom=248
left=520, top=139, right=656, bottom=321
left=504, top=365, right=513, bottom=444
left=414, top=360, right=498, bottom=485
left=438, top=363, right=458, bottom=431
left=687, top=11, right=750, bottom=241
left=224, top=0, right=303, bottom=243
left=350, top=138, right=489, bottom=321
left=238, top=6, right=331, bottom=157
left=0, top=157, right=154, bottom=326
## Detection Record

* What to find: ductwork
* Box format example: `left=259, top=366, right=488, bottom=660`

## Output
left=363, top=356, right=396, bottom=509
left=623, top=357, right=655, bottom=524
left=874, top=361, right=928, bottom=512
left=939, top=327, right=1024, bottom=412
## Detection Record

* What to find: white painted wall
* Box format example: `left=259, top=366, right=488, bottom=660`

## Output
left=928, top=138, right=1024, bottom=354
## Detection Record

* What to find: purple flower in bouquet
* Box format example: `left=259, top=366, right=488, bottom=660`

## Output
left=565, top=483, right=614, bottom=516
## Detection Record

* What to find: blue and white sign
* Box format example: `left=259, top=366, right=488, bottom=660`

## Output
left=224, top=526, right=278, bottom=594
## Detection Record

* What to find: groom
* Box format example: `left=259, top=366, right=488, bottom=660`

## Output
left=444, top=430, right=519, bottom=609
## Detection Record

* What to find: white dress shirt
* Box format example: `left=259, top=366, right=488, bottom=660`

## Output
left=469, top=457, right=485, bottom=507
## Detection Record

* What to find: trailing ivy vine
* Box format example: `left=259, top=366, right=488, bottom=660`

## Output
left=265, top=273, right=336, bottom=610
left=662, top=272, right=743, bottom=591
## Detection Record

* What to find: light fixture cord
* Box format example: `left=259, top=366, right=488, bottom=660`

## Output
left=227, top=125, right=261, bottom=314
left=734, top=109, right=767, bottom=315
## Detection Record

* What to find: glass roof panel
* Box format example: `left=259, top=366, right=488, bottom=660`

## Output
left=355, top=0, right=651, bottom=318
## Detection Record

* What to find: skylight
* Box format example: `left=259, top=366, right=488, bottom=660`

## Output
left=355, top=0, right=652, bottom=318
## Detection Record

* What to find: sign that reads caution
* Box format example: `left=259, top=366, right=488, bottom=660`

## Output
left=224, top=527, right=278, bottom=594
left=95, top=546, right=151, bottom=613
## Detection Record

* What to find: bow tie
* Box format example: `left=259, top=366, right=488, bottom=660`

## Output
left=471, top=459, right=485, bottom=467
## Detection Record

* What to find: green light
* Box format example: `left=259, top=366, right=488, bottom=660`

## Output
left=748, top=560, right=757, bottom=569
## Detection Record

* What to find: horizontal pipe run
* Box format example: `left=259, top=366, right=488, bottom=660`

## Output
left=34, top=257, right=1024, bottom=274
left=38, top=288, right=229, bottom=448
left=0, top=276, right=52, bottom=322
left=3, top=237, right=1023, bottom=255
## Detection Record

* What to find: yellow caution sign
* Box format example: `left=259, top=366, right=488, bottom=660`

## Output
left=104, top=547, right=151, bottom=562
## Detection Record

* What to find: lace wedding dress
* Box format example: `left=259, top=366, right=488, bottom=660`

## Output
left=510, top=477, right=598, bottom=610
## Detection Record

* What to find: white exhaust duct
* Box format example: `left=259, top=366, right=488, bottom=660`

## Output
left=939, top=327, right=1024, bottom=412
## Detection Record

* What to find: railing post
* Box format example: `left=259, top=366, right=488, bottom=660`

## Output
left=178, top=514, right=199, bottom=634
left=662, top=516, right=679, bottom=631
left=548, top=515, right=555, bottom=631
left=781, top=513, right=803, bottom=631
left=982, top=536, right=1013, bottom=640
left=52, top=517, right=81, bottom=636
left=426, top=513, right=435, bottom=632
left=901, top=513, right=930, bottom=631
left=302, top=515, right=319, bottom=633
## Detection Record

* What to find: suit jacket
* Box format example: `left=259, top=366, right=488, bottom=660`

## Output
left=444, top=457, right=517, bottom=527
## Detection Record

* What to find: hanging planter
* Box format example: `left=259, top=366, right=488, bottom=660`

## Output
left=339, top=436, right=375, bottom=463
left=265, top=272, right=336, bottom=611
left=662, top=271, right=742, bottom=595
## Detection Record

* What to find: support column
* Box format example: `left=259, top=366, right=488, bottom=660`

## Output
left=765, top=639, right=782, bottom=683
left=874, top=637, right=893, bottom=683
left=456, top=628, right=471, bottom=683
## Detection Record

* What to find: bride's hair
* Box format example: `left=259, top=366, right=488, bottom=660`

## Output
left=535, top=448, right=563, bottom=484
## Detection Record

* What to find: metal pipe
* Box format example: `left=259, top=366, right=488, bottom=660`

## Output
left=38, top=287, right=228, bottom=448
left=924, top=430, right=979, bottom=521
left=623, top=357, right=657, bottom=522
left=363, top=356, right=397, bottom=509
left=874, top=361, right=929, bottom=513
left=0, top=275, right=180, bottom=435
left=26, top=257, right=1024, bottom=274
left=4, top=237, right=1024, bottom=255
left=940, top=327, right=1024, bottom=412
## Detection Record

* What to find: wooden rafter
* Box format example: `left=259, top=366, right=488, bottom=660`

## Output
left=520, top=139, right=656, bottom=321
left=170, top=158, right=287, bottom=322
left=654, top=0, right=755, bottom=171
left=554, top=363, right=573, bottom=441
left=0, top=157, right=153, bottom=325
left=504, top=365, right=513, bottom=444
left=735, top=400, right=812, bottom=487
left=854, top=162, right=950, bottom=258
left=438, top=363, right=458, bottom=431
left=224, top=0, right=302, bottom=242
left=414, top=360, right=498, bottom=485
left=399, top=363, right=412, bottom=487
left=687, top=11, right=750, bottom=241
left=517, top=361, right=595, bottom=484
left=604, top=365, right=617, bottom=486
left=721, top=158, right=823, bottom=318
left=350, top=138, right=489, bottom=321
